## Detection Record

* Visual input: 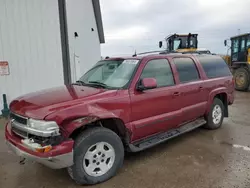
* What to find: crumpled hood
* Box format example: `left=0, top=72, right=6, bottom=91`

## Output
left=10, top=85, right=117, bottom=120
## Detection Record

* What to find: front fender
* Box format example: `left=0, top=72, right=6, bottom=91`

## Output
left=45, top=98, right=131, bottom=138
left=61, top=110, right=122, bottom=137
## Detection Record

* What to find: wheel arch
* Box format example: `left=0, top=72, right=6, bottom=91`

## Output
left=68, top=117, right=131, bottom=145
left=214, top=93, right=228, bottom=117
left=206, top=89, right=228, bottom=117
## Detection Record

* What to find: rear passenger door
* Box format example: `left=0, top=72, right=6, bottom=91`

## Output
left=173, top=57, right=207, bottom=124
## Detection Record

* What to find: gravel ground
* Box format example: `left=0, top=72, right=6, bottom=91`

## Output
left=1, top=91, right=250, bottom=188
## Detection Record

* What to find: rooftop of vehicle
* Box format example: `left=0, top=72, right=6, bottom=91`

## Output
left=104, top=52, right=221, bottom=61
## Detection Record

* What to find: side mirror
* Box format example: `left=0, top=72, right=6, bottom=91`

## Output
left=224, top=40, right=227, bottom=46
left=159, top=41, right=163, bottom=48
left=137, top=78, right=157, bottom=91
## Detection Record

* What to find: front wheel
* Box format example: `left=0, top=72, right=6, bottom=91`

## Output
left=68, top=127, right=124, bottom=185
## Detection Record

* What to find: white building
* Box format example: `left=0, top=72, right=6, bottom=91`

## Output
left=0, top=0, right=105, bottom=113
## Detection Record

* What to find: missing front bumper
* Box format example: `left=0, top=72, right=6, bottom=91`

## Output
left=6, top=140, right=74, bottom=169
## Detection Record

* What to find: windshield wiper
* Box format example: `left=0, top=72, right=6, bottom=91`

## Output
left=73, top=80, right=109, bottom=89
left=73, top=80, right=87, bottom=86
left=88, top=81, right=108, bottom=88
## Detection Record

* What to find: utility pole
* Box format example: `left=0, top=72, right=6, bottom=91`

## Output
left=238, top=29, right=241, bottom=35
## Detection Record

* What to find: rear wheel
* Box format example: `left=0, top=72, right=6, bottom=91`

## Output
left=204, top=98, right=224, bottom=130
left=234, top=67, right=250, bottom=91
left=68, top=127, right=124, bottom=185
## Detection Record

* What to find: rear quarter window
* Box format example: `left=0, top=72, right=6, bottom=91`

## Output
left=197, top=56, right=232, bottom=78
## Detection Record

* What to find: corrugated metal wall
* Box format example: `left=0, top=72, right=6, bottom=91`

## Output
left=0, top=0, right=64, bottom=110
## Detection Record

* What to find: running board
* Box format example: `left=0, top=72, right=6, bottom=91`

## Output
left=128, top=118, right=206, bottom=152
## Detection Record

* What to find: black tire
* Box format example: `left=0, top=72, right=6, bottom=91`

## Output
left=234, top=67, right=250, bottom=91
left=204, top=98, right=224, bottom=130
left=67, top=127, right=124, bottom=185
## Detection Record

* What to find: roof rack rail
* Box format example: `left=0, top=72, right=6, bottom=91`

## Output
left=132, top=49, right=215, bottom=57
left=181, top=51, right=202, bottom=54
left=181, top=51, right=214, bottom=55
left=132, top=50, right=166, bottom=57
left=159, top=51, right=180, bottom=54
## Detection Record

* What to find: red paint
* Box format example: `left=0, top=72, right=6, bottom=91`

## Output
left=7, top=54, right=235, bottom=155
left=141, top=78, right=157, bottom=89
left=9, top=85, right=118, bottom=121
left=5, top=122, right=73, bottom=157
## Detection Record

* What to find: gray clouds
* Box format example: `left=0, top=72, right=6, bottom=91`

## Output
left=100, top=0, right=250, bottom=56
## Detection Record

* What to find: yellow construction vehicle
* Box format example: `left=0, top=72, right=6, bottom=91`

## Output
left=224, top=33, right=250, bottom=91
left=159, top=33, right=211, bottom=54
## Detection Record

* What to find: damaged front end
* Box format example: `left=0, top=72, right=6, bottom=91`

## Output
left=5, top=112, right=74, bottom=169
left=10, top=112, right=63, bottom=152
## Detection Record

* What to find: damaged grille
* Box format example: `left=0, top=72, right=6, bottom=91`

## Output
left=11, top=126, right=28, bottom=138
left=10, top=112, right=28, bottom=138
left=10, top=112, right=28, bottom=125
left=9, top=112, right=63, bottom=146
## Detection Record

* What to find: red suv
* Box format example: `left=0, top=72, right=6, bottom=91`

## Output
left=5, top=53, right=234, bottom=185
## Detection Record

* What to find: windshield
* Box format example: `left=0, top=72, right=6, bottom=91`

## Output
left=78, top=59, right=139, bottom=89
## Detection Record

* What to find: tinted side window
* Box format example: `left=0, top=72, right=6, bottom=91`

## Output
left=140, top=59, right=174, bottom=87
left=197, top=56, right=232, bottom=78
left=173, top=58, right=200, bottom=83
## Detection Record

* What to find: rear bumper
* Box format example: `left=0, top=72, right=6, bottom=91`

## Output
left=5, top=121, right=74, bottom=169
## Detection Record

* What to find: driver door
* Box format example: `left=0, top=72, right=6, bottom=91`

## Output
left=129, top=58, right=182, bottom=141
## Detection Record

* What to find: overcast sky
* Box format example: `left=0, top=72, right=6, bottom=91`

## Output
left=100, top=0, right=250, bottom=57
